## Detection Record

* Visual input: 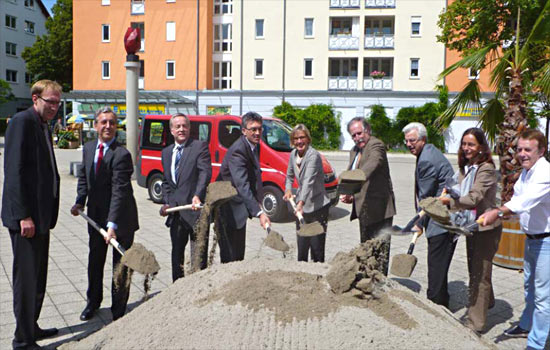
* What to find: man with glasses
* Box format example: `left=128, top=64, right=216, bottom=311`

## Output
left=216, top=112, right=271, bottom=262
left=403, top=122, right=455, bottom=308
left=2, top=80, right=62, bottom=348
left=341, top=117, right=395, bottom=275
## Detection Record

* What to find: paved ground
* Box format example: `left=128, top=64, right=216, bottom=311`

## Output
left=0, top=143, right=528, bottom=349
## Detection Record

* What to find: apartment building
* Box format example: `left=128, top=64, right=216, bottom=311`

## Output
left=72, top=0, right=479, bottom=150
left=1, top=0, right=49, bottom=117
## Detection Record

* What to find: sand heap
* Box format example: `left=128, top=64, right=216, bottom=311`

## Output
left=61, top=251, right=492, bottom=349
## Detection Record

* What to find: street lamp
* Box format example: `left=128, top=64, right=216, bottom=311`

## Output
left=124, top=27, right=141, bottom=171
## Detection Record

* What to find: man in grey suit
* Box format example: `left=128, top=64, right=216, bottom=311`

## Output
left=159, top=113, right=212, bottom=281
left=403, top=122, right=456, bottom=308
left=341, top=117, right=396, bottom=274
left=71, top=107, right=139, bottom=321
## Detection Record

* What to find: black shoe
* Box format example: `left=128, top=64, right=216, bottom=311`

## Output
left=503, top=325, right=529, bottom=338
left=36, top=327, right=58, bottom=340
left=80, top=305, right=97, bottom=321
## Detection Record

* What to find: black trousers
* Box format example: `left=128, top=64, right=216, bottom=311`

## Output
left=86, top=224, right=134, bottom=320
left=217, top=217, right=246, bottom=263
left=427, top=232, right=457, bottom=308
left=9, top=230, right=49, bottom=349
left=359, top=216, right=393, bottom=275
left=170, top=216, right=208, bottom=282
left=296, top=204, right=330, bottom=263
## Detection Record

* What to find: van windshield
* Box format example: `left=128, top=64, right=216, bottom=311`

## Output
left=262, top=119, right=292, bottom=152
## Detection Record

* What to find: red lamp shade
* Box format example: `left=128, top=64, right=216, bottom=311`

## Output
left=124, top=27, right=141, bottom=55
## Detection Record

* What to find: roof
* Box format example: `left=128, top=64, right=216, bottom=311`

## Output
left=37, top=0, right=51, bottom=18
left=64, top=90, right=194, bottom=104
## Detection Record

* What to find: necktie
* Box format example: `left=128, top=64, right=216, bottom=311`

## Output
left=96, top=143, right=104, bottom=174
left=174, top=145, right=183, bottom=182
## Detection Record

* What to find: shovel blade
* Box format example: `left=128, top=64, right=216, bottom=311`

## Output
left=390, top=254, right=417, bottom=278
left=264, top=230, right=290, bottom=252
left=297, top=221, right=324, bottom=237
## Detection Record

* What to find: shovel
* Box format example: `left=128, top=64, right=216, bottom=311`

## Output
left=78, top=210, right=160, bottom=275
left=389, top=228, right=423, bottom=278
left=264, top=223, right=290, bottom=252
left=165, top=204, right=203, bottom=213
left=289, top=198, right=325, bottom=237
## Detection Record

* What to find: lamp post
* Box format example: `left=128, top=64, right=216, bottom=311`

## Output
left=124, top=27, right=141, bottom=171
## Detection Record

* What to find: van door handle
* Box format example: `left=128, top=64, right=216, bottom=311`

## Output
left=215, top=150, right=219, bottom=162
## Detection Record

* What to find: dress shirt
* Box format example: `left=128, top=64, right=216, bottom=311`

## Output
left=505, top=157, right=550, bottom=234
left=244, top=138, right=263, bottom=217
left=94, top=138, right=117, bottom=229
left=171, top=142, right=185, bottom=184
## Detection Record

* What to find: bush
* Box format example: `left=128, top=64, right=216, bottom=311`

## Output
left=58, top=130, right=77, bottom=142
left=367, top=105, right=402, bottom=150
left=273, top=102, right=341, bottom=150
left=57, top=138, right=69, bottom=149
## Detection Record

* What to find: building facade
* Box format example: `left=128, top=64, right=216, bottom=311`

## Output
left=1, top=0, right=50, bottom=117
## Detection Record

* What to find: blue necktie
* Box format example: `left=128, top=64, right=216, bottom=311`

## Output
left=174, top=145, right=183, bottom=182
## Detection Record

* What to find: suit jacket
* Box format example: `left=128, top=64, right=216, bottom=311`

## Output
left=216, top=135, right=262, bottom=229
left=450, top=162, right=501, bottom=231
left=2, top=107, right=60, bottom=234
left=161, top=138, right=212, bottom=227
left=285, top=147, right=329, bottom=214
left=348, top=136, right=396, bottom=225
left=75, top=139, right=139, bottom=236
left=415, top=144, right=454, bottom=238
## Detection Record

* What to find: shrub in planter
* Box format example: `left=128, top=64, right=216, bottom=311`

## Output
left=57, top=138, right=69, bottom=149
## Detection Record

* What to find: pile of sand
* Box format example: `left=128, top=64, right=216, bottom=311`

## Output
left=61, top=254, right=492, bottom=349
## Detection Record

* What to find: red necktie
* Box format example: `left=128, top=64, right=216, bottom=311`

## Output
left=96, top=143, right=104, bottom=174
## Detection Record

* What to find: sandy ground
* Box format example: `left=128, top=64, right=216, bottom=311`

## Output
left=61, top=254, right=494, bottom=350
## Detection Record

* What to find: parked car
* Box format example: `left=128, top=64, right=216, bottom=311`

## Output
left=136, top=114, right=338, bottom=221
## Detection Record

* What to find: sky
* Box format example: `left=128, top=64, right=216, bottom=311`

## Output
left=42, top=0, right=56, bottom=16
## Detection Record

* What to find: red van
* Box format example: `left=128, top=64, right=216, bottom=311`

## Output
left=136, top=114, right=338, bottom=221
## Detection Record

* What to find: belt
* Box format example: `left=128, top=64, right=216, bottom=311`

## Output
left=525, top=232, right=550, bottom=240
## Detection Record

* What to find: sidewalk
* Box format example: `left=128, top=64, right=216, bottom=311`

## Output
left=0, top=147, right=528, bottom=349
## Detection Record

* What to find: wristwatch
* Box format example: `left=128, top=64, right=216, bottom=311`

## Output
left=497, top=210, right=504, bottom=218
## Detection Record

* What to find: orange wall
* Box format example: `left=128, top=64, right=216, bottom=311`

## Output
left=73, top=0, right=212, bottom=91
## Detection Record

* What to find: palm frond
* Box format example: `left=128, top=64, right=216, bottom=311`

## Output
left=436, top=79, right=481, bottom=129
left=524, top=0, right=550, bottom=46
left=478, top=98, right=505, bottom=143
left=533, top=60, right=550, bottom=99
left=439, top=44, right=498, bottom=80
left=489, top=50, right=513, bottom=92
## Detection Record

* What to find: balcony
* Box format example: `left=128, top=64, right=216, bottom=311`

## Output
left=363, top=77, right=393, bottom=90
left=328, top=76, right=358, bottom=90
left=330, top=0, right=360, bottom=8
left=131, top=0, right=144, bottom=15
left=329, top=35, right=360, bottom=50
left=365, top=0, right=395, bottom=8
left=364, top=34, right=394, bottom=49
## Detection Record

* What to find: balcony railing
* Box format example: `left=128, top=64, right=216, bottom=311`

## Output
left=365, top=0, right=395, bottom=8
left=364, top=34, right=394, bottom=49
left=330, top=0, right=360, bottom=8
left=328, top=76, right=358, bottom=90
left=329, top=35, right=360, bottom=50
left=363, top=77, right=393, bottom=90
left=131, top=1, right=144, bottom=15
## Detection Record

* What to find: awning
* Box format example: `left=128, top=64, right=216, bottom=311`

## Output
left=63, top=90, right=194, bottom=104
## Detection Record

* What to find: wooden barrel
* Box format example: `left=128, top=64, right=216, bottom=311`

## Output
left=493, top=217, right=525, bottom=270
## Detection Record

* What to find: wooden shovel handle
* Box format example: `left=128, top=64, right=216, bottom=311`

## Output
left=165, top=204, right=203, bottom=213
left=288, top=197, right=306, bottom=225
left=78, top=210, right=126, bottom=256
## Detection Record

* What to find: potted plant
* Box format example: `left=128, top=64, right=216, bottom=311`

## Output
left=58, top=130, right=79, bottom=149
left=371, top=70, right=386, bottom=79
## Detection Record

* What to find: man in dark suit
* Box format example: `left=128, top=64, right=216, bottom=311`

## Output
left=2, top=80, right=62, bottom=349
left=341, top=117, right=396, bottom=274
left=70, top=107, right=139, bottom=321
left=403, top=122, right=455, bottom=308
left=216, top=112, right=271, bottom=263
left=159, top=113, right=212, bottom=281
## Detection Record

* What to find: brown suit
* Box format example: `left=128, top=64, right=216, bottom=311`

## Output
left=450, top=161, right=502, bottom=331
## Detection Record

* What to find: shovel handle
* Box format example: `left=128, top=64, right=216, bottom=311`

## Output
left=288, top=198, right=306, bottom=225
left=406, top=229, right=422, bottom=255
left=165, top=204, right=203, bottom=213
left=78, top=210, right=126, bottom=256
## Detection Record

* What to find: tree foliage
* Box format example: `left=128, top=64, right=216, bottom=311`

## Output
left=0, top=79, right=15, bottom=105
left=273, top=102, right=341, bottom=150
left=22, top=0, right=73, bottom=91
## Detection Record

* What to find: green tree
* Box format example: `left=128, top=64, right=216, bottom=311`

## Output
left=22, top=0, right=72, bottom=91
left=0, top=79, right=15, bottom=105
left=437, top=1, right=550, bottom=201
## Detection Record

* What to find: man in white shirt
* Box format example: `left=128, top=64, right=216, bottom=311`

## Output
left=480, top=129, right=550, bottom=350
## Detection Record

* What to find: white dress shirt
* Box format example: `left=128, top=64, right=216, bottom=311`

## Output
left=171, top=142, right=185, bottom=184
left=505, top=157, right=550, bottom=234
left=94, top=138, right=116, bottom=229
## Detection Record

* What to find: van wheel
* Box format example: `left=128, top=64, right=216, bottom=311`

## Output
left=148, top=173, right=164, bottom=204
left=262, top=185, right=287, bottom=222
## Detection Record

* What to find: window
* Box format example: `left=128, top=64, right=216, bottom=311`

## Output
left=365, top=18, right=394, bottom=35
left=131, top=22, right=145, bottom=51
left=131, top=0, right=145, bottom=15
left=25, top=72, right=32, bottom=84
left=5, top=15, right=16, bottom=29
left=6, top=70, right=17, bottom=83
left=364, top=57, right=393, bottom=77
left=330, top=18, right=352, bottom=35
left=139, top=60, right=145, bottom=78
left=166, top=60, right=175, bottom=79
left=6, top=42, right=17, bottom=56
left=166, top=0, right=175, bottom=2
left=24, top=20, right=34, bottom=34
left=213, top=61, right=232, bottom=89
left=25, top=0, right=34, bottom=9
left=304, top=59, right=313, bottom=78
left=411, top=16, right=421, bottom=36
left=410, top=58, right=419, bottom=78
left=468, top=68, right=480, bottom=80
left=214, top=0, right=232, bottom=15
left=304, top=18, right=314, bottom=38
left=219, top=120, right=241, bottom=148
left=329, top=58, right=358, bottom=77
left=102, top=24, right=110, bottom=42
left=102, top=61, right=110, bottom=79
left=166, top=22, right=175, bottom=41
left=213, top=24, right=232, bottom=52
left=255, top=19, right=264, bottom=39
left=101, top=0, right=110, bottom=5
left=255, top=59, right=264, bottom=78
left=142, top=120, right=170, bottom=150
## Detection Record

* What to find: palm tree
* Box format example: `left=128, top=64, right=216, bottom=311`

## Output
left=437, top=3, right=550, bottom=202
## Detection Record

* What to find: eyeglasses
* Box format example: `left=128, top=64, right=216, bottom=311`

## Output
left=244, top=127, right=262, bottom=133
left=404, top=138, right=419, bottom=145
left=38, top=96, right=61, bottom=106
left=351, top=131, right=363, bottom=138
